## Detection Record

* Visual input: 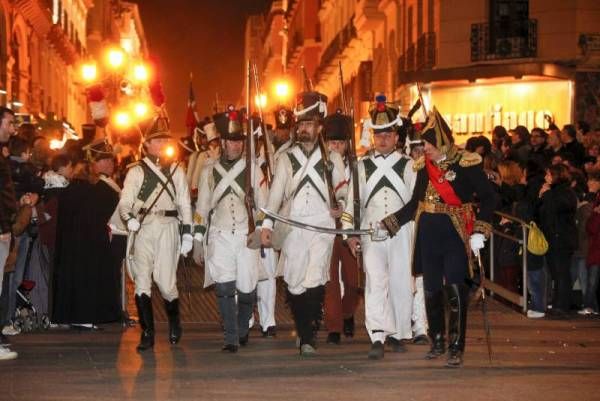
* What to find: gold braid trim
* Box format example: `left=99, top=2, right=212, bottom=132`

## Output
left=413, top=156, right=425, bottom=171
left=458, top=151, right=482, bottom=167
left=417, top=201, right=476, bottom=278
left=340, top=212, right=354, bottom=225
left=474, top=220, right=492, bottom=238
left=381, top=214, right=401, bottom=236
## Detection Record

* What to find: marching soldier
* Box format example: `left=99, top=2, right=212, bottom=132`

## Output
left=194, top=107, right=267, bottom=352
left=344, top=96, right=417, bottom=359
left=380, top=107, right=497, bottom=367
left=322, top=111, right=359, bottom=344
left=187, top=121, right=221, bottom=199
left=119, top=115, right=193, bottom=352
left=254, top=105, right=295, bottom=337
left=260, top=91, right=348, bottom=356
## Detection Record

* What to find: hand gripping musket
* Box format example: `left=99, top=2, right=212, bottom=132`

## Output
left=252, top=62, right=273, bottom=185
left=476, top=251, right=494, bottom=364
left=339, top=61, right=364, bottom=288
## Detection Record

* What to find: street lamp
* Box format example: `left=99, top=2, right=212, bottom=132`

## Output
left=113, top=110, right=131, bottom=129
left=133, top=64, right=149, bottom=83
left=106, top=47, right=126, bottom=70
left=81, top=63, right=97, bottom=83
left=274, top=80, right=291, bottom=101
left=133, top=101, right=149, bottom=119
left=254, top=93, right=267, bottom=109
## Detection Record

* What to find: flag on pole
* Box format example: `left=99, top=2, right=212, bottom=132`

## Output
left=185, top=74, right=199, bottom=135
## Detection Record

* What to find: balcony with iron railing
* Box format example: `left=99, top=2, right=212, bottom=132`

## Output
left=398, top=32, right=436, bottom=76
left=471, top=19, right=537, bottom=62
left=315, top=17, right=357, bottom=78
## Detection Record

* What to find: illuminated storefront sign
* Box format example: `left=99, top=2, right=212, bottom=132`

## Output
left=414, top=79, right=573, bottom=142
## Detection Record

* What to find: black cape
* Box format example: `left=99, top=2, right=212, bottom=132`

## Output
left=52, top=178, right=121, bottom=324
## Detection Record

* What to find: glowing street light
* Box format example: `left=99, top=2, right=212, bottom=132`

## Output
left=133, top=64, right=149, bottom=83
left=274, top=80, right=291, bottom=101
left=254, top=93, right=267, bottom=109
left=106, top=47, right=126, bottom=70
left=133, top=102, right=149, bottom=118
left=81, top=63, right=97, bottom=83
left=113, top=111, right=131, bottom=128
left=165, top=145, right=175, bottom=158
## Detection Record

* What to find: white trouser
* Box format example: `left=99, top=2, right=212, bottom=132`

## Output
left=280, top=216, right=334, bottom=295
left=363, top=223, right=414, bottom=343
left=128, top=218, right=180, bottom=301
left=206, top=229, right=259, bottom=293
left=257, top=278, right=276, bottom=329
left=412, top=275, right=427, bottom=336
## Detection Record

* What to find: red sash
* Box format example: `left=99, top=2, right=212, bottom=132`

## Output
left=425, top=157, right=474, bottom=235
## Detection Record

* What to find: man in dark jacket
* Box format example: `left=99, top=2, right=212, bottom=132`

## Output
left=560, top=124, right=586, bottom=168
left=0, top=106, right=18, bottom=360
left=380, top=108, right=498, bottom=367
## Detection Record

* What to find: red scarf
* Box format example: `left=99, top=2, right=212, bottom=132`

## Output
left=425, top=157, right=474, bottom=235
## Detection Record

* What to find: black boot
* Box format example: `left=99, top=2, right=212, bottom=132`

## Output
left=287, top=290, right=313, bottom=349
left=343, top=316, right=355, bottom=338
left=135, top=294, right=154, bottom=352
left=216, top=281, right=238, bottom=349
left=424, top=289, right=445, bottom=360
left=164, top=298, right=182, bottom=345
left=307, top=286, right=325, bottom=345
left=445, top=284, right=469, bottom=368
left=237, top=290, right=256, bottom=347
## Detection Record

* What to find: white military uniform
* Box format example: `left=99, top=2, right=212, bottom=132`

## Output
left=262, top=144, right=347, bottom=295
left=255, top=139, right=292, bottom=331
left=195, top=156, right=267, bottom=293
left=119, top=157, right=193, bottom=301
left=342, top=150, right=416, bottom=343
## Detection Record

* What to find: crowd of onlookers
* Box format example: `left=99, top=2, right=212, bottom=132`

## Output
left=0, top=107, right=133, bottom=360
left=463, top=122, right=600, bottom=319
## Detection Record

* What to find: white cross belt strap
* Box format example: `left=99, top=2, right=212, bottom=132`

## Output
left=363, top=153, right=410, bottom=206
left=210, top=158, right=246, bottom=209
left=289, top=146, right=327, bottom=200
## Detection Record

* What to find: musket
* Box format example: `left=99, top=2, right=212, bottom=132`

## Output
left=252, top=62, right=273, bottom=185
left=338, top=61, right=364, bottom=288
left=415, top=82, right=428, bottom=117
left=301, top=65, right=314, bottom=91
left=244, top=60, right=257, bottom=238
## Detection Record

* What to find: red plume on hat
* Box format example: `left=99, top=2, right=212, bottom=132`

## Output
left=86, top=84, right=108, bottom=128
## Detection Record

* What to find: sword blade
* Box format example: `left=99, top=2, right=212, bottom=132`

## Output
left=260, top=208, right=373, bottom=236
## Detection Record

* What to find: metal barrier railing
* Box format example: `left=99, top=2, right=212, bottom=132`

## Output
left=485, top=211, right=529, bottom=313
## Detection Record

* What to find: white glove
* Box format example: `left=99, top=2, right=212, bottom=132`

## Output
left=193, top=232, right=204, bottom=242
left=469, top=233, right=486, bottom=255
left=371, top=223, right=389, bottom=242
left=180, top=233, right=193, bottom=256
left=127, top=218, right=140, bottom=232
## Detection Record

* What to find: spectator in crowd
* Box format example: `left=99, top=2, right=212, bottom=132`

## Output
left=52, top=160, right=120, bottom=329
left=492, top=125, right=509, bottom=160
left=510, top=125, right=532, bottom=165
left=529, top=127, right=549, bottom=166
left=7, top=136, right=44, bottom=200
left=539, top=164, right=578, bottom=318
left=498, top=136, right=513, bottom=161
left=561, top=124, right=586, bottom=168
left=516, top=160, right=547, bottom=318
left=572, top=174, right=593, bottom=312
left=577, top=121, right=591, bottom=141
left=38, top=154, right=72, bottom=321
left=580, top=173, right=600, bottom=315
left=547, top=126, right=564, bottom=161
left=31, top=136, right=50, bottom=172
left=0, top=106, right=18, bottom=360
left=494, top=161, right=525, bottom=294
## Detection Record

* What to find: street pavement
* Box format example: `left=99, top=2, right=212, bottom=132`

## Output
left=1, top=300, right=599, bottom=401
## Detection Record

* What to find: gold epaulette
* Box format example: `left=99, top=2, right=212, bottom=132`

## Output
left=458, top=151, right=482, bottom=168
left=413, top=156, right=425, bottom=171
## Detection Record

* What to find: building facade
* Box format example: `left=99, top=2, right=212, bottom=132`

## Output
left=245, top=0, right=600, bottom=141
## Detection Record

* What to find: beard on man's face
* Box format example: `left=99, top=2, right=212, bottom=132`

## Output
left=297, top=130, right=313, bottom=143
